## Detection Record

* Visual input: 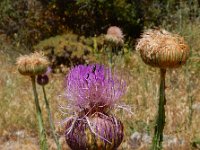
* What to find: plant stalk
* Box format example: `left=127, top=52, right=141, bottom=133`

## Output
left=31, top=76, right=48, bottom=150
left=109, top=48, right=113, bottom=70
left=152, top=68, right=166, bottom=150
left=42, top=85, right=61, bottom=150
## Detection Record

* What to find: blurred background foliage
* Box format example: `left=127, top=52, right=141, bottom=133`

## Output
left=0, top=0, right=199, bottom=69
left=0, top=0, right=199, bottom=44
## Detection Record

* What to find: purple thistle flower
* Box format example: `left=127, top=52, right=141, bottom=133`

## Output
left=65, top=64, right=126, bottom=113
left=62, top=64, right=127, bottom=149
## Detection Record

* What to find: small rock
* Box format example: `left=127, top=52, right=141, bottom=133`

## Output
left=130, top=132, right=142, bottom=149
left=130, top=132, right=185, bottom=149
left=163, top=135, right=185, bottom=148
left=15, top=130, right=25, bottom=138
left=192, top=103, right=200, bottom=111
left=131, top=132, right=142, bottom=141
left=142, top=133, right=151, bottom=144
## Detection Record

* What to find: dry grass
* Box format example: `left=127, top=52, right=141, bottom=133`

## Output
left=0, top=24, right=199, bottom=150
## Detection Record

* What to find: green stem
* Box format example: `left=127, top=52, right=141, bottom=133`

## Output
left=186, top=61, right=193, bottom=127
left=152, top=68, right=166, bottom=150
left=188, top=95, right=193, bottom=127
left=109, top=49, right=113, bottom=70
left=31, top=76, right=48, bottom=150
left=42, top=86, right=61, bottom=150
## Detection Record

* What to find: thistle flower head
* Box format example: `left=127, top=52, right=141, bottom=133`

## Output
left=105, top=26, right=124, bottom=46
left=136, top=29, right=190, bottom=68
left=65, top=64, right=125, bottom=113
left=63, top=64, right=126, bottom=149
left=16, top=52, right=49, bottom=76
left=37, top=67, right=51, bottom=86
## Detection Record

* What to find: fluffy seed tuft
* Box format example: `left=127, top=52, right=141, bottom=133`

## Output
left=105, top=26, right=124, bottom=46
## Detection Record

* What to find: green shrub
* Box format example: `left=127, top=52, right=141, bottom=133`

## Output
left=0, top=0, right=199, bottom=50
left=34, top=33, right=105, bottom=72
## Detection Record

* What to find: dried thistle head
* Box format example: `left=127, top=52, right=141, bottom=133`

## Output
left=16, top=52, right=49, bottom=76
left=64, top=64, right=126, bottom=115
left=105, top=26, right=124, bottom=46
left=136, top=29, right=190, bottom=68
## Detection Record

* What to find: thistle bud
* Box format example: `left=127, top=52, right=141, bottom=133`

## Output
left=136, top=29, right=190, bottom=68
left=37, top=74, right=49, bottom=85
left=65, top=114, right=123, bottom=150
left=16, top=52, right=49, bottom=76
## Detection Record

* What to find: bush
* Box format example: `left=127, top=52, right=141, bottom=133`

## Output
left=0, top=0, right=199, bottom=49
left=34, top=33, right=105, bottom=72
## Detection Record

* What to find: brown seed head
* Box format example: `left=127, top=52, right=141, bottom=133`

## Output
left=16, top=52, right=49, bottom=76
left=136, top=29, right=190, bottom=68
left=105, top=26, right=124, bottom=46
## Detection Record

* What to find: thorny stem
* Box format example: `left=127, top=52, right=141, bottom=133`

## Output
left=31, top=76, right=48, bottom=150
left=152, top=68, right=166, bottom=150
left=42, top=86, right=61, bottom=150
